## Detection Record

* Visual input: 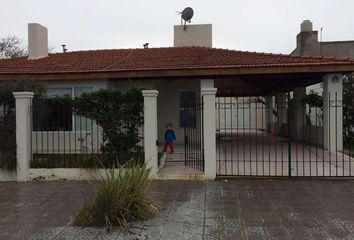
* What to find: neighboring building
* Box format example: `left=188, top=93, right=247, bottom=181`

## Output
left=1, top=22, right=354, bottom=181
left=292, top=20, right=354, bottom=58
left=291, top=20, right=354, bottom=127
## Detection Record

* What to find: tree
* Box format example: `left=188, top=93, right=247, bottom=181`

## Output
left=343, top=74, right=354, bottom=142
left=0, top=35, right=27, bottom=59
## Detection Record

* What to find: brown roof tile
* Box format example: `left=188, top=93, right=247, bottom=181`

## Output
left=0, top=46, right=354, bottom=75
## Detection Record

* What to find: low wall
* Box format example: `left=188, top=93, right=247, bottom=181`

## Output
left=0, top=169, right=17, bottom=181
left=28, top=168, right=124, bottom=181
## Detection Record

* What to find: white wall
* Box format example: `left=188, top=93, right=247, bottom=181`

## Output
left=155, top=79, right=200, bottom=145
left=174, top=24, right=212, bottom=47
left=216, top=97, right=265, bottom=131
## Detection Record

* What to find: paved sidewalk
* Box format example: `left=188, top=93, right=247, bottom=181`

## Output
left=1, top=180, right=354, bottom=239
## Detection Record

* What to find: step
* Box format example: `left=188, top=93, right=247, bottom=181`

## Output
left=155, top=165, right=204, bottom=180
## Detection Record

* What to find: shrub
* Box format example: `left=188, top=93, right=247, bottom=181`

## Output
left=73, top=162, right=158, bottom=229
left=73, top=89, right=144, bottom=165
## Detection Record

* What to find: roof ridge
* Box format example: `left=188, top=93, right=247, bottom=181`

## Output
left=42, top=46, right=354, bottom=62
left=1, top=46, right=352, bottom=63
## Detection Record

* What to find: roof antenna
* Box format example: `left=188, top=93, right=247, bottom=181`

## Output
left=319, top=27, right=323, bottom=56
left=177, top=7, right=194, bottom=30
left=62, top=44, right=68, bottom=53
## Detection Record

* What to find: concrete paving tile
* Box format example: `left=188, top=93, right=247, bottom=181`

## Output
left=1, top=180, right=354, bottom=239
left=183, top=222, right=204, bottom=235
left=183, top=233, right=203, bottom=240
left=94, top=228, right=121, bottom=240
left=52, top=227, right=84, bottom=240
left=74, top=227, right=103, bottom=240
left=30, top=227, right=67, bottom=240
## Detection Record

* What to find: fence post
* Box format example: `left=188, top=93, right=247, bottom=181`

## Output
left=294, top=87, right=306, bottom=141
left=276, top=92, right=287, bottom=133
left=13, top=92, right=34, bottom=182
left=201, top=88, right=217, bottom=179
left=142, top=90, right=159, bottom=177
left=265, top=95, right=274, bottom=133
left=323, top=74, right=343, bottom=152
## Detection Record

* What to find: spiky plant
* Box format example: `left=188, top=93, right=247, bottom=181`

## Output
left=73, top=162, right=158, bottom=229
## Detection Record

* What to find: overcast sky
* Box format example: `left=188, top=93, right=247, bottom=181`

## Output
left=1, top=0, right=353, bottom=54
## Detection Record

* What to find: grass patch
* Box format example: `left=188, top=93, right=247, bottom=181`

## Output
left=73, top=161, right=158, bottom=229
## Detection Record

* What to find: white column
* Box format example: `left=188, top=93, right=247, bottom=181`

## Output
left=200, top=79, right=214, bottom=89
left=294, top=87, right=306, bottom=141
left=276, top=93, right=287, bottom=132
left=201, top=88, right=217, bottom=179
left=13, top=92, right=34, bottom=182
left=265, top=95, right=273, bottom=133
left=323, top=74, right=343, bottom=152
left=142, top=90, right=159, bottom=177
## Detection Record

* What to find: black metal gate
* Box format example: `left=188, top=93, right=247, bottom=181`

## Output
left=183, top=98, right=204, bottom=171
left=216, top=95, right=354, bottom=178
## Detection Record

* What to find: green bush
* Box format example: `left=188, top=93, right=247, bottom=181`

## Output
left=73, top=162, right=158, bottom=229
left=73, top=89, right=144, bottom=165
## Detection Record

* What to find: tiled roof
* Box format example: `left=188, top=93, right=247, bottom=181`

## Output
left=0, top=46, right=353, bottom=75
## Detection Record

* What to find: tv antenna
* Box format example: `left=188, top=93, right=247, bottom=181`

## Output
left=320, top=27, right=323, bottom=56
left=177, top=7, right=194, bottom=30
left=61, top=44, right=68, bottom=53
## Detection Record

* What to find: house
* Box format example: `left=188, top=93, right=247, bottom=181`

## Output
left=292, top=20, right=354, bottom=58
left=1, top=22, right=354, bottom=181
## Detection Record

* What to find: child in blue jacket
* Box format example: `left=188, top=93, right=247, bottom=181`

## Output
left=163, top=123, right=176, bottom=153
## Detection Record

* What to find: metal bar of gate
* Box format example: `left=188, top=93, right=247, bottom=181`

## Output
left=287, top=93, right=292, bottom=178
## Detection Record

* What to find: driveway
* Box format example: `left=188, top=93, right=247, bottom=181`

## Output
left=217, top=131, right=354, bottom=177
left=0, top=180, right=354, bottom=239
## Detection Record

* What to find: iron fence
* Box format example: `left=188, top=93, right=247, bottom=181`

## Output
left=216, top=94, right=354, bottom=178
left=0, top=105, right=16, bottom=170
left=183, top=98, right=204, bottom=171
left=31, top=98, right=144, bottom=168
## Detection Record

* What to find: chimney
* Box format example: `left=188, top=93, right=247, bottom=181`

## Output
left=174, top=24, right=212, bottom=47
left=28, top=23, right=48, bottom=59
left=296, top=20, right=318, bottom=56
left=300, top=20, right=313, bottom=32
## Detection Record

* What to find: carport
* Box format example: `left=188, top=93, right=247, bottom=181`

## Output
left=213, top=67, right=353, bottom=177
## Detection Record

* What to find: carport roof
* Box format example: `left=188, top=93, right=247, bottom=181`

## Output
left=0, top=46, right=354, bottom=81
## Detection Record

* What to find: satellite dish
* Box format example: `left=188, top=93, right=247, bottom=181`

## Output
left=181, top=7, right=194, bottom=23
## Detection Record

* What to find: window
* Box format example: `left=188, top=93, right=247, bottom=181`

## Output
left=179, top=91, right=196, bottom=128
left=34, top=86, right=93, bottom=131
left=35, top=87, right=73, bottom=131
left=46, top=88, right=72, bottom=98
